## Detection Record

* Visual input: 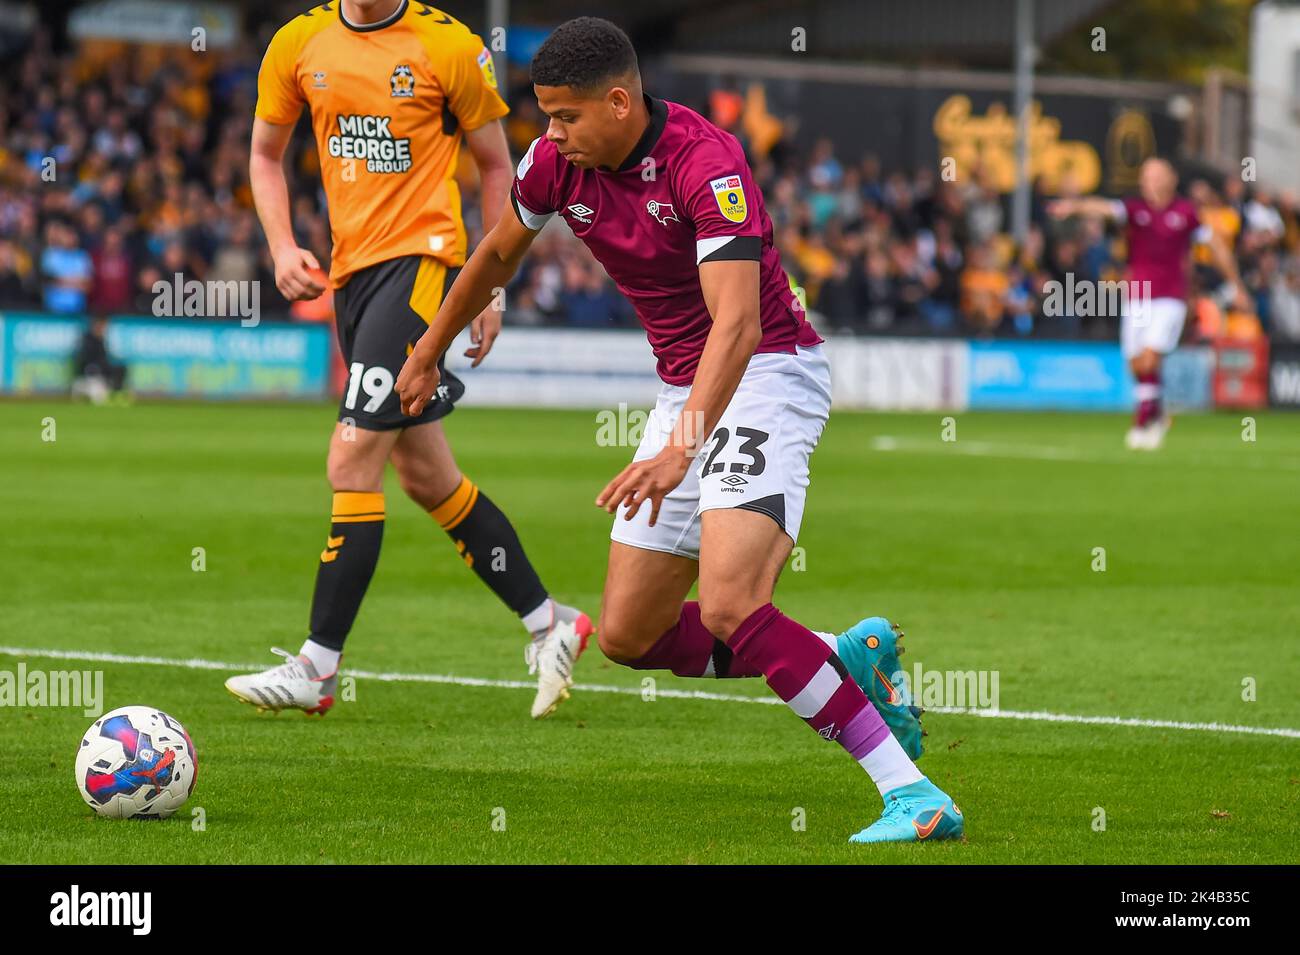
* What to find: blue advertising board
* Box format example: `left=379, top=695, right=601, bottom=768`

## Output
left=967, top=340, right=1134, bottom=411
left=0, top=314, right=331, bottom=399
left=1162, top=346, right=1215, bottom=410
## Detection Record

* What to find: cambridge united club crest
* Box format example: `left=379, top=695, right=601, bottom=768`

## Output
left=390, top=64, right=415, bottom=98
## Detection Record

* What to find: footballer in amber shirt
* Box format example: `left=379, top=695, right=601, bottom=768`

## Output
left=255, top=0, right=508, bottom=285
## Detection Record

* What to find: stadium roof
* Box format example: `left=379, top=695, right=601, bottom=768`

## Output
left=499, top=0, right=1119, bottom=63
left=47, top=0, right=1120, bottom=65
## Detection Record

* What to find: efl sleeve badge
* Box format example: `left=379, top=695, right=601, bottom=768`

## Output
left=709, top=174, right=748, bottom=223
left=477, top=48, right=499, bottom=90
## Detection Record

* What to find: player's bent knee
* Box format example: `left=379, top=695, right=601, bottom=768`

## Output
left=595, top=618, right=657, bottom=666
left=595, top=627, right=637, bottom=665
left=698, top=601, right=756, bottom=642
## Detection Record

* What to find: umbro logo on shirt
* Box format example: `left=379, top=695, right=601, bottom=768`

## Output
left=566, top=203, right=594, bottom=224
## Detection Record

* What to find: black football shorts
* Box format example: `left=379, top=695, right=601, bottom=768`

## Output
left=333, top=254, right=465, bottom=431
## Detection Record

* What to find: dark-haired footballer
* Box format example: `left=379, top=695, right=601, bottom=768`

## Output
left=396, top=17, right=963, bottom=843
left=228, top=0, right=591, bottom=722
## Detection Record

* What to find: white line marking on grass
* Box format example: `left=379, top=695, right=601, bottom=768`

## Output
left=872, top=437, right=1089, bottom=461
left=869, top=436, right=1300, bottom=471
left=3, top=645, right=1298, bottom=740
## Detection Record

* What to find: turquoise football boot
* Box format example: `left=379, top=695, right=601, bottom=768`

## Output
left=849, top=778, right=965, bottom=844
left=835, top=617, right=925, bottom=759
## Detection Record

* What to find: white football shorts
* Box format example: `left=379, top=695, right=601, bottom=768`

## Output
left=1121, top=297, right=1186, bottom=360
left=610, top=344, right=832, bottom=560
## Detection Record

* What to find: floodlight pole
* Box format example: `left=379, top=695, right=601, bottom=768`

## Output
left=489, top=0, right=508, bottom=105
left=1011, top=0, right=1035, bottom=246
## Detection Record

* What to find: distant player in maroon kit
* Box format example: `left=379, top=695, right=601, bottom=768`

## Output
left=1051, top=158, right=1247, bottom=449
left=396, top=17, right=964, bottom=844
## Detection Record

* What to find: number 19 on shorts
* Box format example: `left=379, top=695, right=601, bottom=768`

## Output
left=344, top=362, right=395, bottom=414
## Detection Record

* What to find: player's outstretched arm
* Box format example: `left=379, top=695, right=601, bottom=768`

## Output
left=1047, top=196, right=1121, bottom=221
left=597, top=259, right=762, bottom=525
left=395, top=209, right=540, bottom=416
left=1206, top=232, right=1251, bottom=311
left=249, top=117, right=325, bottom=301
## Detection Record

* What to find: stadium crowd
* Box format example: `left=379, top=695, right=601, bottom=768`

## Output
left=3, top=31, right=1300, bottom=344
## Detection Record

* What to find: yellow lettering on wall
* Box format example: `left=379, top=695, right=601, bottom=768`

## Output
left=933, top=95, right=1101, bottom=193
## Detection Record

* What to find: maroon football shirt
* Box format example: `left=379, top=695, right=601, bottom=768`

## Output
left=1120, top=195, right=1200, bottom=300
left=511, top=94, right=821, bottom=385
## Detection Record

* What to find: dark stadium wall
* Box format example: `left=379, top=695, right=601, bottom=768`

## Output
left=650, top=62, right=1188, bottom=196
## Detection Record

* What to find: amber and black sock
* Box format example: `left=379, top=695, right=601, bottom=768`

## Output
left=306, top=491, right=385, bottom=656
left=429, top=476, right=549, bottom=620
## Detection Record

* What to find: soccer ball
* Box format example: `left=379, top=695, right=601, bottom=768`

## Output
left=74, top=705, right=198, bottom=819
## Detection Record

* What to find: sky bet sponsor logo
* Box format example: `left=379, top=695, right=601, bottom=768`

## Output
left=50, top=885, right=152, bottom=935
left=328, top=114, right=412, bottom=174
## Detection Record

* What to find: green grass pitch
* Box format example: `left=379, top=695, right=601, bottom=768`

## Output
left=1, top=399, right=1297, bottom=863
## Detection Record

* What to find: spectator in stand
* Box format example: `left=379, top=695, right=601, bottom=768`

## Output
left=1269, top=258, right=1300, bottom=342
left=1005, top=262, right=1036, bottom=336
left=863, top=248, right=897, bottom=331
left=88, top=224, right=133, bottom=315
left=1277, top=190, right=1300, bottom=252
left=963, top=169, right=1005, bottom=245
left=818, top=229, right=866, bottom=333
left=39, top=219, right=92, bottom=314
left=208, top=209, right=258, bottom=288
left=889, top=237, right=930, bottom=326
left=560, top=258, right=633, bottom=328
left=809, top=137, right=844, bottom=191
left=707, top=77, right=744, bottom=134
left=0, top=236, right=38, bottom=307
left=859, top=154, right=885, bottom=208
left=960, top=241, right=1009, bottom=334
left=1244, top=188, right=1285, bottom=245
left=920, top=218, right=963, bottom=332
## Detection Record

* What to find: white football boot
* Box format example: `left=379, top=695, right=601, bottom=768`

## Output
left=1145, top=415, right=1171, bottom=450
left=225, top=648, right=338, bottom=716
left=1124, top=425, right=1148, bottom=450
left=524, top=613, right=594, bottom=719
